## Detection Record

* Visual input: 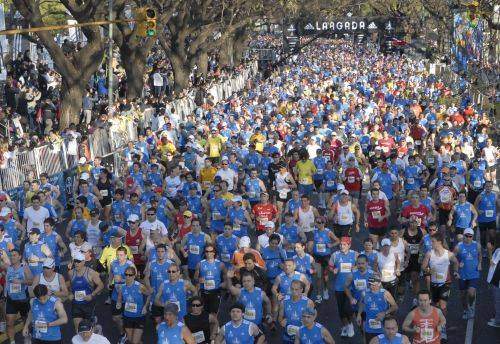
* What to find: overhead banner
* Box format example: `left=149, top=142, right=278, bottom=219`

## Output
left=297, top=16, right=399, bottom=36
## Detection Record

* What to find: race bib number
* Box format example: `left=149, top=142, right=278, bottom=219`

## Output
left=189, top=245, right=200, bottom=255
left=407, top=177, right=414, bottom=184
left=100, top=189, right=109, bottom=197
left=287, top=325, right=299, bottom=336
left=212, top=211, right=221, bottom=221
left=316, top=244, right=326, bottom=253
left=300, top=178, right=309, bottom=185
left=232, top=224, right=240, bottom=232
left=427, top=157, right=435, bottom=164
left=368, top=319, right=382, bottom=329
left=354, top=279, right=367, bottom=290
left=372, top=211, right=381, bottom=219
left=193, top=331, right=206, bottom=344
left=130, top=246, right=139, bottom=254
left=74, top=290, right=86, bottom=302
left=421, top=327, right=434, bottom=341
left=9, top=283, right=21, bottom=294
left=244, top=308, right=256, bottom=320
left=248, top=164, right=255, bottom=169
left=35, top=320, right=48, bottom=333
left=409, top=244, right=419, bottom=255
left=279, top=191, right=288, bottom=199
left=382, top=269, right=393, bottom=280
left=204, top=279, right=216, bottom=290
left=440, top=190, right=451, bottom=203
left=415, top=140, right=421, bottom=145
left=326, top=181, right=335, bottom=188
left=221, top=253, right=230, bottom=262
left=125, top=302, right=138, bottom=313
left=316, top=169, right=324, bottom=175
left=347, top=176, right=355, bottom=183
left=432, top=271, right=446, bottom=281
left=262, top=170, right=269, bottom=176
left=473, top=180, right=481, bottom=188
left=340, top=262, right=352, bottom=273
left=341, top=213, right=349, bottom=221
left=247, top=192, right=256, bottom=199
left=485, top=210, right=494, bottom=218
left=203, top=181, right=211, bottom=188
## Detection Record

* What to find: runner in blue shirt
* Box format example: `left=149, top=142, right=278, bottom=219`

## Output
left=216, top=303, right=265, bottom=344
left=157, top=303, right=196, bottom=344
left=295, top=307, right=335, bottom=344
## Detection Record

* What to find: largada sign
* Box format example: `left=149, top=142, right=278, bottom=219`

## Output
left=298, top=17, right=397, bottom=35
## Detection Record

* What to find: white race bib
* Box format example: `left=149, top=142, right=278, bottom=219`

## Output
left=326, top=181, right=335, bottom=187
left=382, top=269, right=393, bottom=280
left=279, top=191, right=288, bottom=199
left=221, top=253, right=231, bottom=262
left=409, top=244, right=419, bottom=255
left=316, top=169, right=324, bottom=175
left=415, top=140, right=421, bottom=145
left=368, top=319, right=382, bottom=329
left=244, top=308, right=256, bottom=320
left=354, top=279, right=367, bottom=290
left=347, top=176, right=355, bottom=183
left=407, top=177, right=414, bottom=184
left=75, top=290, right=86, bottom=301
left=9, top=283, right=21, bottom=294
left=316, top=244, right=326, bottom=253
left=193, top=331, right=206, bottom=344
left=427, top=157, right=435, bottom=164
left=287, top=325, right=299, bottom=336
left=100, top=189, right=109, bottom=197
left=212, top=211, right=221, bottom=221
left=189, top=245, right=200, bottom=255
left=262, top=170, right=269, bottom=176
left=421, top=327, right=434, bottom=341
left=35, top=320, right=48, bottom=333
left=372, top=211, right=381, bottom=219
left=340, top=262, right=352, bottom=273
left=473, top=180, right=481, bottom=188
left=130, top=246, right=139, bottom=254
left=204, top=279, right=216, bottom=290
left=485, top=210, right=494, bottom=217
left=125, top=302, right=138, bottom=313
left=300, top=178, right=309, bottom=185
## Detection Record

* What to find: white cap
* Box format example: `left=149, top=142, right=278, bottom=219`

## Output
left=463, top=228, right=474, bottom=236
left=239, top=236, right=251, bottom=248
left=265, top=221, right=275, bottom=229
left=381, top=238, right=391, bottom=247
left=340, top=189, right=349, bottom=195
left=0, top=207, right=11, bottom=217
left=374, top=146, right=381, bottom=151
left=72, top=251, right=85, bottom=261
left=337, top=184, right=345, bottom=191
left=188, top=135, right=195, bottom=140
left=127, top=214, right=140, bottom=222
left=43, top=258, right=55, bottom=268
left=80, top=172, right=90, bottom=181
left=78, top=157, right=87, bottom=164
left=232, top=195, right=243, bottom=203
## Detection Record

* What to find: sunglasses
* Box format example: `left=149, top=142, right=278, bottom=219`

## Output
left=464, top=234, right=473, bottom=238
left=221, top=163, right=228, bottom=165
left=184, top=215, right=191, bottom=218
left=147, top=213, right=155, bottom=216
left=167, top=270, right=178, bottom=273
left=316, top=221, right=324, bottom=224
left=125, top=273, right=135, bottom=277
left=192, top=303, right=203, bottom=307
left=43, top=266, right=53, bottom=269
left=205, top=250, right=215, bottom=253
left=73, top=259, right=83, bottom=263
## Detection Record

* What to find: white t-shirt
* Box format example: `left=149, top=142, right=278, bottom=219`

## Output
left=215, top=168, right=236, bottom=191
left=153, top=72, right=163, bottom=87
left=140, top=220, right=168, bottom=251
left=257, top=232, right=283, bottom=249
left=24, top=206, right=50, bottom=232
left=72, top=333, right=111, bottom=344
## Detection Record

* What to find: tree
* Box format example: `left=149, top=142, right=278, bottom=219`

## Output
left=113, top=0, right=177, bottom=99
left=12, top=0, right=107, bottom=129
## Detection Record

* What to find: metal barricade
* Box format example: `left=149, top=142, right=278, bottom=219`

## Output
left=34, top=142, right=65, bottom=177
left=88, top=128, right=112, bottom=159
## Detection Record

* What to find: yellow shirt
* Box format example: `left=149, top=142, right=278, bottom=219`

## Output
left=199, top=167, right=218, bottom=189
left=206, top=135, right=224, bottom=158
left=99, top=245, right=134, bottom=271
left=250, top=133, right=266, bottom=152
left=296, top=160, right=316, bottom=185
left=221, top=192, right=234, bottom=201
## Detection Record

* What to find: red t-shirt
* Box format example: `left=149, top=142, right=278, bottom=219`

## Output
left=366, top=199, right=388, bottom=228
left=378, top=137, right=395, bottom=156
left=252, top=203, right=277, bottom=231
left=401, top=204, right=430, bottom=227
left=343, top=167, right=362, bottom=192
left=125, top=228, right=144, bottom=265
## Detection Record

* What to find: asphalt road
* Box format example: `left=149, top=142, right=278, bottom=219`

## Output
left=8, top=198, right=500, bottom=344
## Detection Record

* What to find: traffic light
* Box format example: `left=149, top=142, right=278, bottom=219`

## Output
left=135, top=7, right=156, bottom=37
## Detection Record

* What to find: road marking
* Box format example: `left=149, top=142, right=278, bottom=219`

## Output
left=465, top=307, right=475, bottom=344
left=0, top=320, right=24, bottom=342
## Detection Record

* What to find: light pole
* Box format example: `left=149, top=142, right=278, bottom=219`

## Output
left=107, top=0, right=114, bottom=114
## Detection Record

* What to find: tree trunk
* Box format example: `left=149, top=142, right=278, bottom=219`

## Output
left=197, top=50, right=209, bottom=76
left=59, top=84, right=85, bottom=129
left=219, top=37, right=234, bottom=67
left=122, top=50, right=147, bottom=100
left=170, top=53, right=191, bottom=94
left=232, top=27, right=248, bottom=65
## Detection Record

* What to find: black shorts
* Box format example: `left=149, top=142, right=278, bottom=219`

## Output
left=334, top=224, right=352, bottom=238
left=274, top=190, right=289, bottom=203
left=368, top=226, right=387, bottom=237
left=314, top=180, right=323, bottom=190
left=304, top=231, right=314, bottom=242
left=313, top=254, right=330, bottom=270
left=123, top=316, right=145, bottom=329
left=479, top=221, right=497, bottom=232
left=431, top=283, right=450, bottom=303
left=6, top=297, right=30, bottom=317
left=152, top=304, right=164, bottom=318
left=111, top=300, right=123, bottom=316
left=438, top=209, right=451, bottom=226
left=32, top=340, right=63, bottom=344
left=201, top=290, right=221, bottom=314
left=188, top=269, right=196, bottom=281
left=405, top=256, right=421, bottom=273
left=335, top=291, right=352, bottom=318
left=72, top=301, right=95, bottom=319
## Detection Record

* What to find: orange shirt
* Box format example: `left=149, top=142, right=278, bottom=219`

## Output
left=412, top=307, right=441, bottom=344
left=232, top=248, right=265, bottom=269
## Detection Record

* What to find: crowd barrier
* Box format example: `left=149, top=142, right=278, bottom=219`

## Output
left=0, top=61, right=259, bottom=202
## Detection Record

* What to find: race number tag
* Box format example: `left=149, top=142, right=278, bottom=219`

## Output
left=130, top=246, right=139, bottom=254
left=407, top=178, right=414, bottom=184
left=485, top=210, right=494, bottom=217
left=204, top=279, right=216, bottom=290
left=316, top=244, right=326, bottom=253
left=244, top=308, right=256, bottom=320
left=409, top=244, right=419, bottom=255
left=221, top=253, right=231, bottom=262
left=421, top=327, right=434, bottom=341
left=368, top=319, right=382, bottom=329
left=193, top=331, right=206, bottom=344
left=9, top=283, right=21, bottom=294
left=372, top=211, right=381, bottom=219
left=347, top=176, right=355, bottom=183
left=473, top=180, right=481, bottom=188
left=354, top=279, right=367, bottom=290
left=100, top=189, right=109, bottom=197
left=382, top=269, right=393, bottom=280
left=189, top=245, right=200, bottom=255
left=327, top=181, right=335, bottom=188
left=74, top=290, right=86, bottom=301
left=287, top=325, right=299, bottom=336
left=279, top=191, right=288, bottom=199
left=340, top=263, right=352, bottom=273
left=316, top=169, right=324, bottom=175
left=125, top=302, right=138, bottom=313
left=35, top=320, right=48, bottom=333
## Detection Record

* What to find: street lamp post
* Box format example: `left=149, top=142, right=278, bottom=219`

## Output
left=107, top=0, right=114, bottom=114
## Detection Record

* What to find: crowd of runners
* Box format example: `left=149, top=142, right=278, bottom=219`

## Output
left=0, top=41, right=497, bottom=344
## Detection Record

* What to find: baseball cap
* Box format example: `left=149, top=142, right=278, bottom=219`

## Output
left=463, top=228, right=474, bottom=236
left=78, top=157, right=87, bottom=164
left=43, top=258, right=55, bottom=268
left=72, top=251, right=85, bottom=261
left=0, top=207, right=11, bottom=217
left=368, top=274, right=381, bottom=284
left=381, top=238, right=391, bottom=247
left=78, top=319, right=93, bottom=333
left=29, top=228, right=41, bottom=235
left=183, top=210, right=193, bottom=217
left=127, top=214, right=140, bottom=223
left=340, top=189, right=349, bottom=195
left=232, top=195, right=243, bottom=203
left=239, top=236, right=251, bottom=248
left=80, top=172, right=90, bottom=181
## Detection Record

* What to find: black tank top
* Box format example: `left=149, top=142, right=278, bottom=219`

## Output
left=96, top=178, right=112, bottom=203
left=404, top=228, right=423, bottom=257
left=184, top=311, right=210, bottom=344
